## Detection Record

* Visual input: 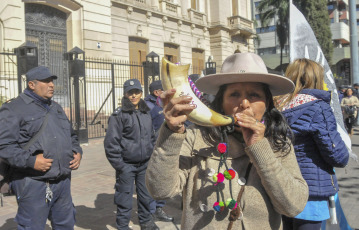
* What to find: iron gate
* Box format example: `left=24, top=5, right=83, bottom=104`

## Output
left=85, top=58, right=144, bottom=138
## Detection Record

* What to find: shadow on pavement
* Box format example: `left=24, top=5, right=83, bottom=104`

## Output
left=75, top=193, right=118, bottom=230
left=0, top=218, right=17, bottom=230
left=0, top=218, right=52, bottom=230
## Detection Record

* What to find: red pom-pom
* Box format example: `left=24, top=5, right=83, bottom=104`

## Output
left=213, top=173, right=225, bottom=185
left=217, top=143, right=227, bottom=154
left=224, top=169, right=236, bottom=180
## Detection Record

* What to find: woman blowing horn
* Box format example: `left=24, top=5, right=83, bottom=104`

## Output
left=145, top=53, right=309, bottom=229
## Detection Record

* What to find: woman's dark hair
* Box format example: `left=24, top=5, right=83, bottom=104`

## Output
left=202, top=84, right=293, bottom=154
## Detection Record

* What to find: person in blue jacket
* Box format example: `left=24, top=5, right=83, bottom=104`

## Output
left=338, top=86, right=346, bottom=103
left=104, top=79, right=159, bottom=230
left=144, top=80, right=174, bottom=222
left=277, top=58, right=349, bottom=230
left=0, top=66, right=83, bottom=229
left=144, top=80, right=165, bottom=137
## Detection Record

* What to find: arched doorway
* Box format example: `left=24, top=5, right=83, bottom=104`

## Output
left=25, top=3, right=69, bottom=107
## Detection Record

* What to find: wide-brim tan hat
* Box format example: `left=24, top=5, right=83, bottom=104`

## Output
left=196, top=53, right=294, bottom=96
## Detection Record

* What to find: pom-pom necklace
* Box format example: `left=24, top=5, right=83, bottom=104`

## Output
left=212, top=126, right=238, bottom=212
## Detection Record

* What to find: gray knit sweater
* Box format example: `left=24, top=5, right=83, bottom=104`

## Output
left=146, top=125, right=308, bottom=230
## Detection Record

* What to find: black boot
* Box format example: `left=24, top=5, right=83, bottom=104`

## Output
left=153, top=207, right=174, bottom=222
left=140, top=220, right=159, bottom=230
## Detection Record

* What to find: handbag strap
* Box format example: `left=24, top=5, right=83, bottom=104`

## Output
left=227, top=163, right=253, bottom=230
left=23, top=112, right=50, bottom=150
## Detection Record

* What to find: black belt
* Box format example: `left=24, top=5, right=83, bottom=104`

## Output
left=128, top=160, right=149, bottom=167
left=42, top=175, right=69, bottom=184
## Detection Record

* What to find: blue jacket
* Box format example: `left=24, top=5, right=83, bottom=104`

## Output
left=104, top=97, right=156, bottom=172
left=144, top=94, right=164, bottom=133
left=0, top=93, right=82, bottom=180
left=281, top=89, right=349, bottom=198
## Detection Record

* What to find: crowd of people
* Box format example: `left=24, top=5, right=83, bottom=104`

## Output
left=0, top=52, right=353, bottom=230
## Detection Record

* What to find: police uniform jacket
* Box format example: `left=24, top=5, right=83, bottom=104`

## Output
left=144, top=94, right=165, bottom=133
left=104, top=97, right=156, bottom=172
left=0, top=93, right=82, bottom=180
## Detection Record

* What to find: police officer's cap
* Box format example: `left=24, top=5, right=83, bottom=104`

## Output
left=26, top=66, right=58, bottom=81
left=124, top=79, right=142, bottom=94
left=354, top=83, right=359, bottom=87
left=149, top=80, right=163, bottom=93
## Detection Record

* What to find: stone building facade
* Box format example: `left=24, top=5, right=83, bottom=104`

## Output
left=0, top=0, right=255, bottom=73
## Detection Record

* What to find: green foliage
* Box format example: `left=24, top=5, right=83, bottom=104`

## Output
left=257, top=0, right=333, bottom=66
left=258, top=0, right=289, bottom=70
left=293, top=0, right=333, bottom=64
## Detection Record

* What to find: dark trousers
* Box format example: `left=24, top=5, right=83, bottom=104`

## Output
left=282, top=216, right=322, bottom=230
left=345, top=117, right=354, bottom=134
left=150, top=199, right=166, bottom=213
left=114, top=163, right=153, bottom=230
left=11, top=176, right=75, bottom=230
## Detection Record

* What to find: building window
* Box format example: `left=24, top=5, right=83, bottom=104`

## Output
left=258, top=47, right=276, bottom=55
left=192, top=48, right=204, bottom=75
left=129, top=37, right=148, bottom=83
left=164, top=43, right=179, bottom=64
left=191, top=0, right=199, bottom=10
left=331, top=18, right=334, bottom=23
left=254, top=2, right=260, bottom=8
left=256, top=25, right=276, bottom=33
left=327, top=4, right=334, bottom=11
left=232, top=0, right=238, bottom=16
left=340, top=19, right=348, bottom=24
left=357, top=19, right=359, bottom=25
left=357, top=5, right=359, bottom=11
left=255, top=14, right=261, bottom=20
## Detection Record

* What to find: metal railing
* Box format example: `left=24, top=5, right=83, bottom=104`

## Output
left=0, top=49, right=18, bottom=104
left=0, top=50, right=144, bottom=139
left=0, top=50, right=212, bottom=139
left=85, top=57, right=143, bottom=138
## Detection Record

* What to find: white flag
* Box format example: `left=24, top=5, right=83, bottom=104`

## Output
left=289, top=2, right=353, bottom=154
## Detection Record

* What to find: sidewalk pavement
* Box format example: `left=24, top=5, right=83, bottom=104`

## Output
left=1, top=132, right=359, bottom=230
left=0, top=138, right=182, bottom=230
left=329, top=127, right=359, bottom=230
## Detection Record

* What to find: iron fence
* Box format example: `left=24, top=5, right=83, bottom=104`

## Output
left=0, top=49, right=18, bottom=104
left=0, top=49, right=211, bottom=139
left=84, top=57, right=144, bottom=138
left=0, top=50, right=144, bottom=139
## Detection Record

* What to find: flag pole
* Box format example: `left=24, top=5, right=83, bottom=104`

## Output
left=288, top=0, right=292, bottom=63
left=349, top=0, right=359, bottom=85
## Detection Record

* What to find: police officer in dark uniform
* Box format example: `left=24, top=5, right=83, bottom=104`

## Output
left=0, top=66, right=82, bottom=229
left=144, top=81, right=174, bottom=222
left=144, top=80, right=165, bottom=136
left=104, top=79, right=159, bottom=230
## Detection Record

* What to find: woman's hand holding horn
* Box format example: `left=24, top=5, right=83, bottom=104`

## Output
left=161, top=89, right=196, bottom=133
